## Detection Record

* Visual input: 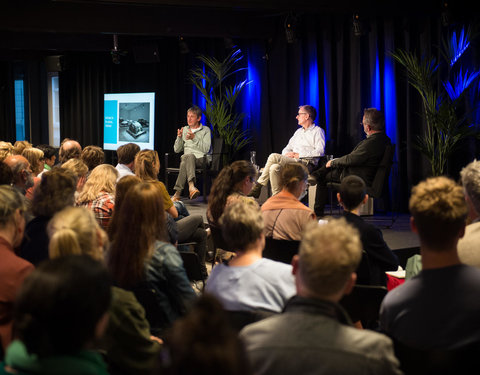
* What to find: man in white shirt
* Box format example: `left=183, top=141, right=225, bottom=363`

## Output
left=115, top=143, right=140, bottom=181
left=249, top=105, right=325, bottom=198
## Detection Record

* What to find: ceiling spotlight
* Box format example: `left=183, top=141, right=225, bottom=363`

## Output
left=284, top=13, right=297, bottom=44
left=441, top=2, right=451, bottom=27
left=110, top=34, right=127, bottom=64
left=179, top=36, right=189, bottom=54
left=352, top=14, right=363, bottom=37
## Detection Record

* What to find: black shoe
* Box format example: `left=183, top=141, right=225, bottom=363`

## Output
left=248, top=183, right=263, bottom=198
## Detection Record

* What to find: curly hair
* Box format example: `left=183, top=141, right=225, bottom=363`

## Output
left=81, top=145, right=105, bottom=171
left=76, top=164, right=118, bottom=204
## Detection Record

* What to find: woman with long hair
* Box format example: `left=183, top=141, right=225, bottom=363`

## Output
left=76, top=164, right=118, bottom=230
left=207, top=160, right=257, bottom=225
left=107, top=182, right=196, bottom=336
left=47, top=205, right=162, bottom=374
left=135, top=149, right=208, bottom=277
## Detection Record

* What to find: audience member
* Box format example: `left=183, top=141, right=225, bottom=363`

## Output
left=3, top=155, right=34, bottom=197
left=0, top=162, right=13, bottom=185
left=19, top=168, right=77, bottom=266
left=81, top=145, right=105, bottom=173
left=249, top=105, right=325, bottom=198
left=135, top=149, right=208, bottom=276
left=61, top=157, right=88, bottom=195
left=58, top=138, right=82, bottom=164
left=76, top=164, right=118, bottom=230
left=207, top=160, right=258, bottom=225
left=21, top=147, right=44, bottom=200
left=36, top=144, right=56, bottom=175
left=48, top=206, right=161, bottom=374
left=107, top=182, right=196, bottom=337
left=380, top=176, right=480, bottom=350
left=171, top=105, right=211, bottom=201
left=206, top=201, right=295, bottom=313
left=158, top=294, right=251, bottom=375
left=0, top=185, right=34, bottom=353
left=1, top=255, right=111, bottom=374
left=261, top=162, right=315, bottom=241
left=0, top=141, right=13, bottom=162
left=240, top=218, right=402, bottom=375
left=12, top=140, right=32, bottom=155
left=310, top=107, right=391, bottom=217
left=115, top=143, right=140, bottom=180
left=338, top=175, right=398, bottom=286
left=458, top=160, right=480, bottom=267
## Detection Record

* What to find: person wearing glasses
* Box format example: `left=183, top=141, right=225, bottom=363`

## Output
left=249, top=105, right=325, bottom=198
left=310, top=108, right=391, bottom=217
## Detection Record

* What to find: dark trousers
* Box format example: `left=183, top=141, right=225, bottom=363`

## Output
left=312, top=165, right=342, bottom=217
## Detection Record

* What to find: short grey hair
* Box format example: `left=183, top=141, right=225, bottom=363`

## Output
left=461, top=159, right=480, bottom=214
left=0, top=185, right=27, bottom=227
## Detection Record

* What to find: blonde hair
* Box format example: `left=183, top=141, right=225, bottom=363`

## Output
left=219, top=200, right=263, bottom=251
left=0, top=141, right=13, bottom=162
left=298, top=218, right=362, bottom=297
left=409, top=176, right=467, bottom=249
left=134, top=150, right=159, bottom=181
left=13, top=140, right=32, bottom=155
left=48, top=206, right=105, bottom=261
left=76, top=164, right=118, bottom=204
left=22, top=147, right=44, bottom=176
left=61, top=158, right=88, bottom=179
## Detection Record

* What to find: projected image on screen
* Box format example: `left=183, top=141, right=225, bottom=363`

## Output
left=103, top=92, right=155, bottom=151
left=119, top=102, right=150, bottom=142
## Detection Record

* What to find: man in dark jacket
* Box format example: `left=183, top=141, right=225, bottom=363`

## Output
left=311, top=107, right=391, bottom=217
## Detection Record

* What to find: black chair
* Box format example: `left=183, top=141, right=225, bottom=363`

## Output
left=262, top=237, right=300, bottom=265
left=179, top=249, right=207, bottom=290
left=393, top=246, right=421, bottom=269
left=339, top=284, right=388, bottom=327
left=224, top=309, right=277, bottom=332
left=393, top=339, right=480, bottom=375
left=165, top=136, right=224, bottom=202
left=208, top=220, right=236, bottom=267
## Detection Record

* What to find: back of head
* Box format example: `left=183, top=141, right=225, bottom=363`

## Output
left=13, top=255, right=111, bottom=357
left=0, top=161, right=14, bottom=185
left=36, top=144, right=56, bottom=160
left=108, top=182, right=165, bottom=287
left=59, top=138, right=82, bottom=163
left=116, top=143, right=140, bottom=165
left=208, top=161, right=257, bottom=223
left=409, top=176, right=467, bottom=250
left=81, top=145, right=105, bottom=171
left=21, top=147, right=44, bottom=175
left=298, top=218, right=362, bottom=298
left=77, top=164, right=118, bottom=203
left=363, top=108, right=385, bottom=131
left=0, top=185, right=27, bottom=228
left=32, top=168, right=77, bottom=217
left=0, top=141, right=13, bottom=162
left=48, top=206, right=105, bottom=261
left=134, top=149, right=159, bottom=181
left=61, top=158, right=88, bottom=179
left=281, top=162, right=308, bottom=193
left=219, top=200, right=263, bottom=251
left=13, top=141, right=32, bottom=155
left=160, top=294, right=250, bottom=375
left=339, top=175, right=366, bottom=211
left=300, top=105, right=316, bottom=122
left=460, top=159, right=480, bottom=215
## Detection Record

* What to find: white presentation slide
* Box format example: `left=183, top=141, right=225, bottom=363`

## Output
left=103, top=92, right=155, bottom=151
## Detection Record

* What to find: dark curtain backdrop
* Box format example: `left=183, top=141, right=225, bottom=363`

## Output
left=55, top=13, right=480, bottom=211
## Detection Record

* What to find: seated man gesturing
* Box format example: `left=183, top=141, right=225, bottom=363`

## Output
left=171, top=105, right=211, bottom=201
left=249, top=105, right=325, bottom=198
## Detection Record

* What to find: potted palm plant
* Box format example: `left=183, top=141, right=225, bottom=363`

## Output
left=189, top=49, right=251, bottom=164
left=392, top=26, right=480, bottom=176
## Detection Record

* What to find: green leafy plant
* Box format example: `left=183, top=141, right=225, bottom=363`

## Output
left=391, top=26, right=480, bottom=176
left=189, top=49, right=251, bottom=163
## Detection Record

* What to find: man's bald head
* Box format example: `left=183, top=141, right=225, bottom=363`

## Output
left=59, top=139, right=82, bottom=163
left=4, top=155, right=34, bottom=190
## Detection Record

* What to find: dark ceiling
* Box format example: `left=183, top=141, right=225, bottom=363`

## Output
left=0, top=0, right=472, bottom=56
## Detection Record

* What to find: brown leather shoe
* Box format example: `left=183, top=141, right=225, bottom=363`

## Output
left=248, top=183, right=263, bottom=198
left=189, top=188, right=200, bottom=200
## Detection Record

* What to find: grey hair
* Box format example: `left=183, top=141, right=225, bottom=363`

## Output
left=460, top=159, right=480, bottom=214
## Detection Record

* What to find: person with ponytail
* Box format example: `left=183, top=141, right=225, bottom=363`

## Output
left=261, top=162, right=316, bottom=241
left=47, top=206, right=162, bottom=375
left=207, top=160, right=258, bottom=225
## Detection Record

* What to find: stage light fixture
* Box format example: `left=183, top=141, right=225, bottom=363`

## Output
left=284, top=13, right=297, bottom=44
left=441, top=1, right=451, bottom=27
left=179, top=36, right=189, bottom=54
left=110, top=34, right=126, bottom=64
left=353, top=14, right=363, bottom=37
